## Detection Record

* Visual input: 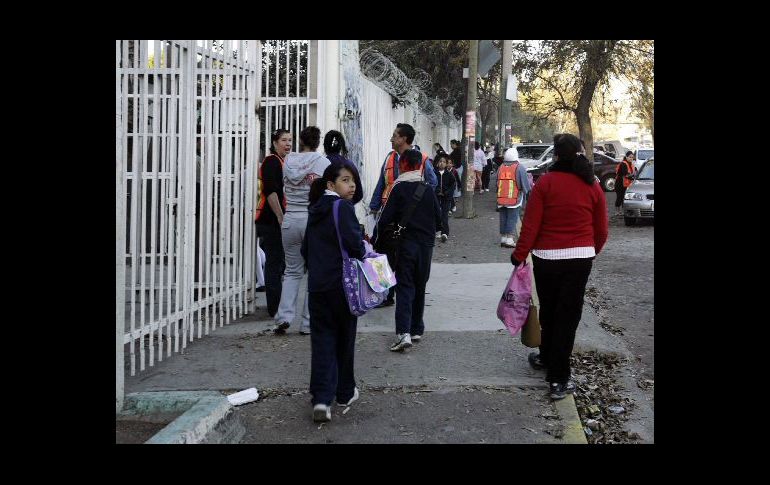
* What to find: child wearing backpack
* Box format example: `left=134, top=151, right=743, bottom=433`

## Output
left=301, top=161, right=365, bottom=423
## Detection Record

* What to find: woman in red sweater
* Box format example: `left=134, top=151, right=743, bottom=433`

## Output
left=511, top=133, right=609, bottom=400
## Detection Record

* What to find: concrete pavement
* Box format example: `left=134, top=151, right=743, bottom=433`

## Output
left=121, top=260, right=622, bottom=444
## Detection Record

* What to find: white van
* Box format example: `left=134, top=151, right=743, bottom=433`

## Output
left=634, top=147, right=654, bottom=170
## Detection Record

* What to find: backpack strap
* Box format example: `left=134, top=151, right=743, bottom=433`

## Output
left=332, top=199, right=349, bottom=260
left=394, top=183, right=427, bottom=236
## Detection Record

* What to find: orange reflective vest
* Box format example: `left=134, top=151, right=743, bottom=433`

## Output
left=255, top=154, right=287, bottom=222
left=615, top=159, right=635, bottom=188
left=496, top=162, right=521, bottom=206
left=381, top=150, right=429, bottom=205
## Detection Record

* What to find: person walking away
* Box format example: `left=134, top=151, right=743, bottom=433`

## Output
left=473, top=142, right=486, bottom=194
left=274, top=126, right=330, bottom=335
left=482, top=146, right=494, bottom=191
left=376, top=149, right=442, bottom=351
left=614, top=151, right=636, bottom=216
left=368, top=123, right=437, bottom=308
left=255, top=129, right=291, bottom=317
left=497, top=147, right=531, bottom=248
left=302, top=162, right=365, bottom=422
left=433, top=153, right=455, bottom=242
left=511, top=133, right=608, bottom=400
left=449, top=139, right=463, bottom=199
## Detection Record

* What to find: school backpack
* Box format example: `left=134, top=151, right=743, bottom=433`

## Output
left=333, top=199, right=396, bottom=316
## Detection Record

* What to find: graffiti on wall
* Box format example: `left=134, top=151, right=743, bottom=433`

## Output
left=340, top=41, right=364, bottom=173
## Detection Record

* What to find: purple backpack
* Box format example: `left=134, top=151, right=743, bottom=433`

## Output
left=333, top=199, right=396, bottom=316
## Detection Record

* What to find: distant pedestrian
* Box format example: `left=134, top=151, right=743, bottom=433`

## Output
left=473, top=141, right=485, bottom=194
left=614, top=151, right=636, bottom=216
left=497, top=147, right=531, bottom=248
left=433, top=153, right=456, bottom=242
left=482, top=146, right=494, bottom=191
left=449, top=139, right=463, bottom=183
left=302, top=161, right=365, bottom=422
left=255, top=128, right=291, bottom=318
left=432, top=142, right=446, bottom=158
left=377, top=149, right=442, bottom=351
left=511, top=133, right=608, bottom=400
left=446, top=157, right=462, bottom=213
left=274, top=126, right=330, bottom=335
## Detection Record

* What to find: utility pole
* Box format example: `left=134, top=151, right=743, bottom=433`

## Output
left=499, top=40, right=513, bottom=150
left=463, top=39, right=478, bottom=219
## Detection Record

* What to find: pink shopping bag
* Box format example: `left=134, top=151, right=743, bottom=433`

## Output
left=496, top=261, right=533, bottom=336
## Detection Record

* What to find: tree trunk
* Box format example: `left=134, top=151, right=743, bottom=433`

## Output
left=576, top=79, right=598, bottom=162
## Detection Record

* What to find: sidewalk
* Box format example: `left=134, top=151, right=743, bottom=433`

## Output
left=121, top=259, right=619, bottom=443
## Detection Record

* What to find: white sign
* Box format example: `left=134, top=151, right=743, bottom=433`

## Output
left=505, top=76, right=518, bottom=102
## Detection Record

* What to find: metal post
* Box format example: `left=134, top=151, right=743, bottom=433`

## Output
left=116, top=40, right=126, bottom=413
left=500, top=40, right=513, bottom=149
left=463, top=40, right=478, bottom=219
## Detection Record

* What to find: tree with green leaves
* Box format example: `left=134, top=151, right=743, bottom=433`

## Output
left=513, top=40, right=654, bottom=160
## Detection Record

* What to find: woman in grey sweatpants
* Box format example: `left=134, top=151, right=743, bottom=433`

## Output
left=273, top=126, right=330, bottom=335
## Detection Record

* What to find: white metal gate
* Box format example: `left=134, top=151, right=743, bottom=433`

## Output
left=259, top=40, right=312, bottom=156
left=116, top=40, right=260, bottom=410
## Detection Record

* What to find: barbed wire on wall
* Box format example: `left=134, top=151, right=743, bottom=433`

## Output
left=360, top=48, right=451, bottom=123
left=359, top=48, right=415, bottom=99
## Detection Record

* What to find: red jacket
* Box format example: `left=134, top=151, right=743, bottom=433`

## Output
left=513, top=171, right=608, bottom=263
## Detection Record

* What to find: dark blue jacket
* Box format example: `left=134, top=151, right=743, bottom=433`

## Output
left=301, top=194, right=365, bottom=293
left=377, top=181, right=442, bottom=247
left=434, top=167, right=456, bottom=199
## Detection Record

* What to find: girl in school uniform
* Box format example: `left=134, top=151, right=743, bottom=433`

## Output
left=301, top=161, right=365, bottom=423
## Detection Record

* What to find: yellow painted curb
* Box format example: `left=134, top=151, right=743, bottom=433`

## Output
left=553, top=394, right=588, bottom=444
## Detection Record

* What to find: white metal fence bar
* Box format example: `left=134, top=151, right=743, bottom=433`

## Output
left=116, top=41, right=126, bottom=412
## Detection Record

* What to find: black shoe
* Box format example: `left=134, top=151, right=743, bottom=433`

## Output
left=528, top=352, right=546, bottom=370
left=376, top=299, right=395, bottom=308
left=549, top=381, right=576, bottom=400
left=273, top=322, right=290, bottom=335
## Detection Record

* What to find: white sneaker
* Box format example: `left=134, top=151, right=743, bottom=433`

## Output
left=506, top=237, right=516, bottom=247
left=435, top=231, right=442, bottom=239
left=440, top=233, right=448, bottom=242
left=390, top=333, right=412, bottom=351
left=313, top=403, right=331, bottom=422
left=501, top=236, right=507, bottom=244
left=338, top=387, right=359, bottom=407
left=411, top=334, right=422, bottom=343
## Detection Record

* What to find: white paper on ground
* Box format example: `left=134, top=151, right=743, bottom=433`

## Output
left=227, top=387, right=260, bottom=406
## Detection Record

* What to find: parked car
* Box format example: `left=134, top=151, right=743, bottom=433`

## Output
left=634, top=147, right=654, bottom=170
left=596, top=140, right=629, bottom=160
left=527, top=151, right=620, bottom=192
left=622, top=158, right=654, bottom=226
left=515, top=144, right=554, bottom=169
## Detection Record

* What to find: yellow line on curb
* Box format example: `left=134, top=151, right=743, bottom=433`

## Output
left=553, top=394, right=588, bottom=444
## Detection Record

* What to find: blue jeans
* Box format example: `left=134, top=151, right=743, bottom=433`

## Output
left=499, top=206, right=520, bottom=236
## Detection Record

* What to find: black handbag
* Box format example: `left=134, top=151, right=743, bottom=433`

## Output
left=374, top=183, right=428, bottom=266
